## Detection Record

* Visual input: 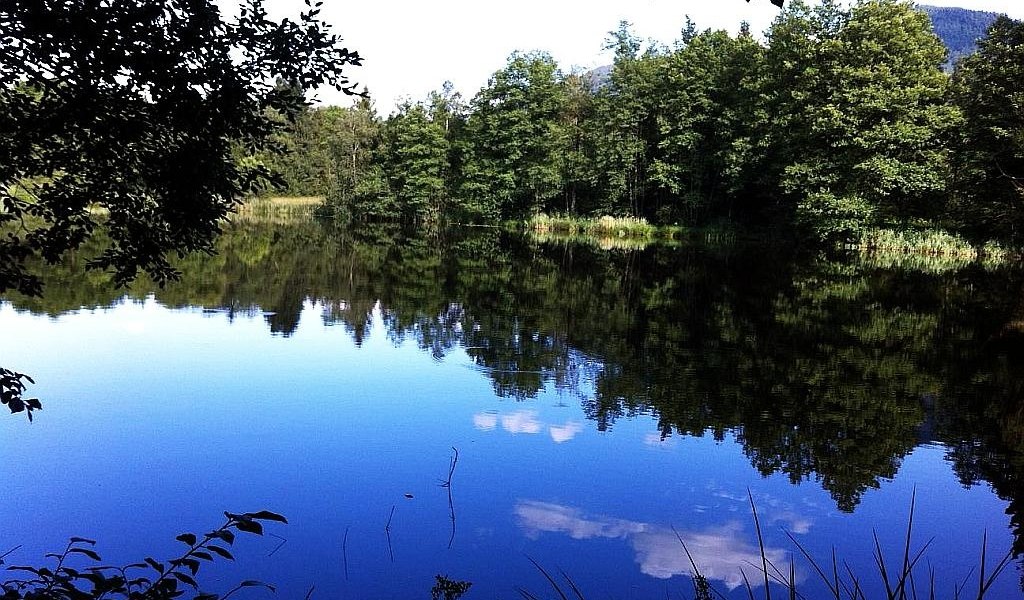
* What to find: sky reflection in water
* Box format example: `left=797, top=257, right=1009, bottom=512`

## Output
left=0, top=298, right=1016, bottom=599
left=1, top=223, right=1022, bottom=599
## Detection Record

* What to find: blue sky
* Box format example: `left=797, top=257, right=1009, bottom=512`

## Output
left=266, top=0, right=1024, bottom=112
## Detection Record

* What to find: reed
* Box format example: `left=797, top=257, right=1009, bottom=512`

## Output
left=522, top=490, right=1014, bottom=600
left=235, top=196, right=322, bottom=223
left=527, top=214, right=657, bottom=239
left=851, top=228, right=1023, bottom=273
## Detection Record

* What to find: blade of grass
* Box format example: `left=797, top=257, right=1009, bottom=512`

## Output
left=558, top=568, right=586, bottom=600
left=740, top=567, right=756, bottom=600
left=526, top=555, right=568, bottom=600
left=872, top=530, right=895, bottom=600
left=783, top=529, right=839, bottom=599
left=899, top=488, right=918, bottom=600
left=976, top=533, right=1013, bottom=599
left=748, top=489, right=773, bottom=600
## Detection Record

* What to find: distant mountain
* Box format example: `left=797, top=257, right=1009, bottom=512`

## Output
left=919, top=5, right=1000, bottom=68
left=584, top=65, right=612, bottom=93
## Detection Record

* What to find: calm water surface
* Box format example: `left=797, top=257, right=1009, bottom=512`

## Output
left=2, top=221, right=1023, bottom=599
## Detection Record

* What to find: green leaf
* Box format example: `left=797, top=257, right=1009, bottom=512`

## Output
left=175, top=533, right=197, bottom=546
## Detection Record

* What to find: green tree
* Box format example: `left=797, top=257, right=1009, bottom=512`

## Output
left=652, top=26, right=766, bottom=223
left=462, top=52, right=567, bottom=220
left=589, top=22, right=666, bottom=218
left=948, top=16, right=1024, bottom=240
left=763, top=0, right=955, bottom=239
left=381, top=100, right=450, bottom=224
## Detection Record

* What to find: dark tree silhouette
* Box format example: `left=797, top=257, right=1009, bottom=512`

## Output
left=0, top=0, right=362, bottom=415
left=0, top=0, right=361, bottom=296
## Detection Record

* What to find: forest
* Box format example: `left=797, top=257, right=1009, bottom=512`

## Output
left=260, top=0, right=1024, bottom=247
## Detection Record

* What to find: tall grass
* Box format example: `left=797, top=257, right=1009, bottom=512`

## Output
left=528, top=214, right=658, bottom=239
left=853, top=228, right=1019, bottom=273
left=235, top=196, right=322, bottom=223
left=522, top=490, right=1014, bottom=600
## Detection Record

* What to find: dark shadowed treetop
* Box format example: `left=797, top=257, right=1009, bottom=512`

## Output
left=0, top=0, right=361, bottom=296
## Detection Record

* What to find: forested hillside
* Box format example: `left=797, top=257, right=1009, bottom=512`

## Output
left=921, top=5, right=1000, bottom=66
left=260, top=0, right=1024, bottom=246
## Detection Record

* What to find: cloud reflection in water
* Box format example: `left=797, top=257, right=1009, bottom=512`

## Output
left=514, top=500, right=803, bottom=590
left=474, top=410, right=584, bottom=443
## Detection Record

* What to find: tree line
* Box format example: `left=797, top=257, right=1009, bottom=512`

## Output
left=262, top=0, right=1024, bottom=244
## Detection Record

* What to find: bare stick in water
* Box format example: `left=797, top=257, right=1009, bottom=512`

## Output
left=439, top=447, right=460, bottom=549
left=267, top=532, right=287, bottom=557
left=342, top=525, right=350, bottom=580
left=385, top=505, right=396, bottom=563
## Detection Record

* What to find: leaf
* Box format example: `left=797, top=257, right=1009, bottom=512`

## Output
left=68, top=537, right=96, bottom=547
left=182, top=558, right=200, bottom=575
left=235, top=519, right=263, bottom=535
left=144, top=557, right=164, bottom=574
left=207, top=546, right=234, bottom=561
left=173, top=572, right=198, bottom=588
left=68, top=548, right=102, bottom=561
left=175, top=533, right=197, bottom=546
left=7, top=566, right=40, bottom=574
left=240, top=580, right=276, bottom=592
left=247, top=511, right=288, bottom=524
left=192, top=551, right=213, bottom=561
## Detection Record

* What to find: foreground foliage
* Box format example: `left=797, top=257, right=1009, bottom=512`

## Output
left=0, top=0, right=361, bottom=296
left=0, top=512, right=287, bottom=600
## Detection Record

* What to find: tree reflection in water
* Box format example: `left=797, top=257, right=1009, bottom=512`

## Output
left=5, top=219, right=1024, bottom=555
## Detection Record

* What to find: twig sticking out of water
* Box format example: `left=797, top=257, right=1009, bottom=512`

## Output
left=342, top=525, right=350, bottom=580
left=385, top=505, right=396, bottom=563
left=0, top=545, right=22, bottom=564
left=439, top=447, right=460, bottom=549
left=267, top=532, right=287, bottom=557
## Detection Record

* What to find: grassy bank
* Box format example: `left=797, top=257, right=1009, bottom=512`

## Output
left=528, top=213, right=688, bottom=243
left=235, top=196, right=322, bottom=223
left=851, top=228, right=1018, bottom=272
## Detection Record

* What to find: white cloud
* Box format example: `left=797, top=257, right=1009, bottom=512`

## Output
left=501, top=410, right=543, bottom=435
left=514, top=500, right=805, bottom=590
left=473, top=411, right=498, bottom=431
left=549, top=421, right=583, bottom=443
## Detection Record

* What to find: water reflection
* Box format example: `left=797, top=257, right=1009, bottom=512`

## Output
left=4, top=219, right=1024, bottom=559
left=515, top=500, right=805, bottom=590
left=473, top=409, right=584, bottom=443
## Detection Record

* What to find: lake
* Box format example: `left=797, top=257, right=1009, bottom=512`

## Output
left=2, top=220, right=1023, bottom=599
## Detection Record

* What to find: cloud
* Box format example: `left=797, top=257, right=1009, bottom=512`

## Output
left=549, top=421, right=583, bottom=443
left=474, top=411, right=582, bottom=441
left=473, top=412, right=498, bottom=431
left=514, top=500, right=805, bottom=590
left=502, top=410, right=543, bottom=434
